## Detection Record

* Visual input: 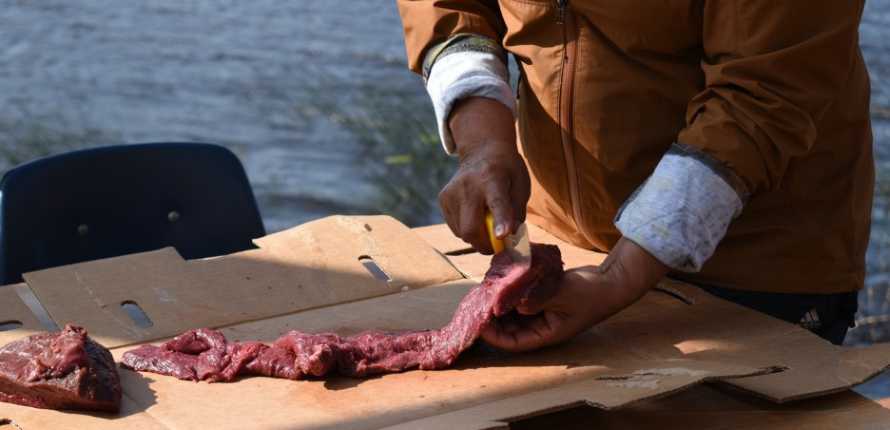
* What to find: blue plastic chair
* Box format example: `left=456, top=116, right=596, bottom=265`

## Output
left=0, top=142, right=266, bottom=285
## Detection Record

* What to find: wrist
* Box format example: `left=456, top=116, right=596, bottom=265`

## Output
left=569, top=266, right=643, bottom=328
left=598, top=237, right=668, bottom=297
left=448, top=97, right=517, bottom=160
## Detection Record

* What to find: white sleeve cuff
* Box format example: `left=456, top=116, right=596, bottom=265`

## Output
left=425, top=51, right=515, bottom=154
left=614, top=146, right=744, bottom=272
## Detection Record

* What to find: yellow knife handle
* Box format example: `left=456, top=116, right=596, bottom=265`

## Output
left=485, top=212, right=505, bottom=253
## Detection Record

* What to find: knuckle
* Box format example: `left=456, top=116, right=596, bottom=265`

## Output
left=437, top=190, right=449, bottom=206
left=488, top=196, right=510, bottom=210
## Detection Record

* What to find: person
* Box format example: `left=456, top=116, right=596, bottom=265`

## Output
left=396, top=1, right=872, bottom=348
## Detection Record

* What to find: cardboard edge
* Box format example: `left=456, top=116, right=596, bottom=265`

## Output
left=11, top=284, right=58, bottom=332
left=412, top=224, right=473, bottom=255
left=380, top=360, right=771, bottom=430
left=0, top=284, right=51, bottom=345
left=0, top=285, right=42, bottom=328
left=717, top=343, right=890, bottom=404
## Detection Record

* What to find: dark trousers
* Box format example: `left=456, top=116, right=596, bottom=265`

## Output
left=697, top=284, right=859, bottom=345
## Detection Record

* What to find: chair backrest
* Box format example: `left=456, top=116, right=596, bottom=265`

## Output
left=0, top=142, right=266, bottom=285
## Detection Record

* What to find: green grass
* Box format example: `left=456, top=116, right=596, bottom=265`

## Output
left=319, top=84, right=456, bottom=227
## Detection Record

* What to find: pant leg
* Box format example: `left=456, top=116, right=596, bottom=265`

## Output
left=695, top=284, right=859, bottom=345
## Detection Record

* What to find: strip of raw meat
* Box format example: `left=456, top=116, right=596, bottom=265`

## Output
left=120, top=243, right=564, bottom=382
left=242, top=342, right=301, bottom=380
left=120, top=344, right=200, bottom=381
left=122, top=327, right=235, bottom=382
left=0, top=325, right=121, bottom=412
left=420, top=243, right=564, bottom=371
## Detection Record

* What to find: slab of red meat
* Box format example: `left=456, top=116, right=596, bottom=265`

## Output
left=121, top=243, right=563, bottom=382
left=121, top=328, right=227, bottom=382
left=0, top=325, right=121, bottom=412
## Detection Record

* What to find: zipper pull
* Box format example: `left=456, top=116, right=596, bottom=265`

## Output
left=556, top=0, right=568, bottom=24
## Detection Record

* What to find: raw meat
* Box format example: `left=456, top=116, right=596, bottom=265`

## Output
left=0, top=325, right=122, bottom=412
left=121, top=243, right=563, bottom=382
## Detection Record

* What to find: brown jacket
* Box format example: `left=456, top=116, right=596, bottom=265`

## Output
left=397, top=0, right=873, bottom=294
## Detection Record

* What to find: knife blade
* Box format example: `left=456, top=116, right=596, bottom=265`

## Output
left=504, top=222, right=532, bottom=264
left=485, top=212, right=532, bottom=264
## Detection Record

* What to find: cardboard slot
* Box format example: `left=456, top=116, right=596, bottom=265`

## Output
left=358, top=255, right=392, bottom=283
left=121, top=301, right=154, bottom=328
left=0, top=321, right=23, bottom=332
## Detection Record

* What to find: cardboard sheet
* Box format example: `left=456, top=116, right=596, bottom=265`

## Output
left=106, top=277, right=889, bottom=429
left=19, top=216, right=462, bottom=348
left=0, top=285, right=45, bottom=345
left=505, top=385, right=890, bottom=430
left=1, top=217, right=889, bottom=429
left=652, top=280, right=890, bottom=403
left=0, top=394, right=164, bottom=430
left=110, top=280, right=767, bottom=430
left=418, top=222, right=890, bottom=402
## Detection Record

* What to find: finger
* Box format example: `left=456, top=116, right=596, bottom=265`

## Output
left=510, top=161, right=531, bottom=224
left=500, top=317, right=521, bottom=334
left=516, top=275, right=561, bottom=315
left=481, top=314, right=557, bottom=353
left=484, top=178, right=514, bottom=238
left=516, top=300, right=545, bottom=316
left=439, top=185, right=460, bottom=238
left=480, top=320, right=526, bottom=352
left=458, top=194, right=492, bottom=254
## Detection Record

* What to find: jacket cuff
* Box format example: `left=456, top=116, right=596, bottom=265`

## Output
left=614, top=144, right=745, bottom=272
left=424, top=40, right=514, bottom=154
left=422, top=34, right=507, bottom=81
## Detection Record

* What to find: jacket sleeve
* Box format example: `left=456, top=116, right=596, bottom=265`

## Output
left=396, top=0, right=506, bottom=75
left=677, top=0, right=866, bottom=195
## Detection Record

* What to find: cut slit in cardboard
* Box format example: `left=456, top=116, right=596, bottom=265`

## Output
left=0, top=216, right=887, bottom=430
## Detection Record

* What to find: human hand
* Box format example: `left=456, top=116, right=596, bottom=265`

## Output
left=481, top=237, right=669, bottom=352
left=440, top=97, right=531, bottom=254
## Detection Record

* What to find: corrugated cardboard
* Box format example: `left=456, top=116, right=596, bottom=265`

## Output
left=21, top=215, right=461, bottom=348
left=0, top=217, right=888, bottom=429
left=0, top=285, right=45, bottom=345
left=506, top=385, right=890, bottom=430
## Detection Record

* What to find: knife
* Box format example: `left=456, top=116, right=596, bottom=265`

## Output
left=485, top=212, right=532, bottom=264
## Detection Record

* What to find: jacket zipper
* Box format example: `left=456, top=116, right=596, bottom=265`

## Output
left=556, top=0, right=584, bottom=238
